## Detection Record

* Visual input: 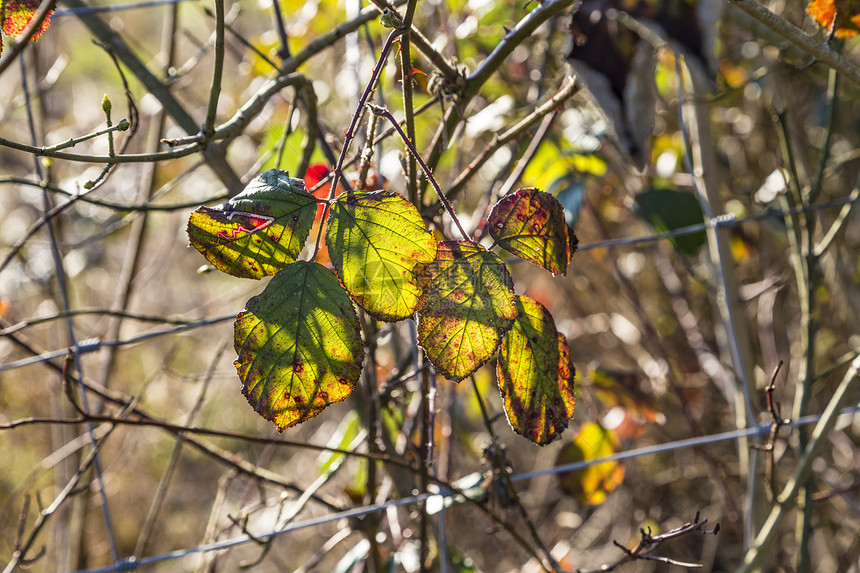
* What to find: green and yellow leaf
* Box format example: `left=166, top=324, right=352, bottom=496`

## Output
left=416, top=241, right=516, bottom=381
left=556, top=422, right=625, bottom=505
left=234, top=261, right=364, bottom=431
left=326, top=191, right=437, bottom=321
left=187, top=169, right=317, bottom=279
left=497, top=296, right=576, bottom=445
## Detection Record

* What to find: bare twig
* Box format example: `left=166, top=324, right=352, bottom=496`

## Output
left=750, top=361, right=791, bottom=500
left=582, top=512, right=720, bottom=573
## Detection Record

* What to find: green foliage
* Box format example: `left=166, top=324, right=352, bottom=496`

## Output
left=234, top=260, right=364, bottom=430
left=416, top=240, right=517, bottom=382
left=326, top=191, right=437, bottom=321
left=497, top=296, right=576, bottom=445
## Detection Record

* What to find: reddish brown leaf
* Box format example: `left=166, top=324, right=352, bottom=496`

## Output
left=488, top=188, right=576, bottom=276
left=1, top=0, right=54, bottom=51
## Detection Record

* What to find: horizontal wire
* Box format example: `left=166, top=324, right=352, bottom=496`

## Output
left=0, top=314, right=235, bottom=373
left=70, top=493, right=434, bottom=573
left=63, top=405, right=860, bottom=573
left=53, top=0, right=198, bottom=17
left=575, top=192, right=860, bottom=253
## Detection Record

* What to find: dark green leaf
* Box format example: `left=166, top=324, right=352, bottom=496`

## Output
left=633, top=187, right=706, bottom=255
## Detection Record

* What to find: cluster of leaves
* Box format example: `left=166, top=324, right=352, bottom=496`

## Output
left=0, top=0, right=53, bottom=56
left=187, top=168, right=578, bottom=445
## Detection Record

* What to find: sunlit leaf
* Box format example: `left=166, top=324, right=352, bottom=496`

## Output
left=497, top=296, right=576, bottom=445
left=1, top=0, right=53, bottom=56
left=187, top=169, right=317, bottom=279
left=234, top=261, right=364, bottom=431
left=488, top=188, right=577, bottom=276
left=633, top=187, right=706, bottom=255
left=416, top=241, right=516, bottom=381
left=808, top=0, right=860, bottom=37
left=556, top=422, right=625, bottom=506
left=326, top=191, right=437, bottom=321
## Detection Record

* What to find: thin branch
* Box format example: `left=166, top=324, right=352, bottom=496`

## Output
left=203, top=0, right=225, bottom=136
left=750, top=361, right=791, bottom=500
left=444, top=77, right=579, bottom=203
left=581, top=512, right=720, bottom=573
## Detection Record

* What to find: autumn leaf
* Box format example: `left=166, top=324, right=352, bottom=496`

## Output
left=187, top=169, right=317, bottom=279
left=556, top=422, right=625, bottom=505
left=417, top=241, right=517, bottom=381
left=1, top=0, right=54, bottom=57
left=488, top=188, right=577, bottom=276
left=326, top=191, right=437, bottom=321
left=497, top=296, right=576, bottom=445
left=234, top=261, right=364, bottom=431
left=807, top=0, right=860, bottom=37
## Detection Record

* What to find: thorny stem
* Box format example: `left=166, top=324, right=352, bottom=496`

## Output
left=367, top=103, right=470, bottom=241
left=330, top=29, right=403, bottom=197
left=421, top=0, right=577, bottom=198
left=309, top=31, right=404, bottom=260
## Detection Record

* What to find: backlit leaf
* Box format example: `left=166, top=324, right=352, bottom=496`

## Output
left=556, top=422, right=625, bottom=505
left=497, top=296, right=576, bottom=445
left=1, top=0, right=54, bottom=57
left=187, top=169, right=317, bottom=279
left=234, top=261, right=364, bottom=431
left=326, top=191, right=437, bottom=321
left=416, top=241, right=516, bottom=381
left=488, top=188, right=577, bottom=276
left=807, top=0, right=860, bottom=37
